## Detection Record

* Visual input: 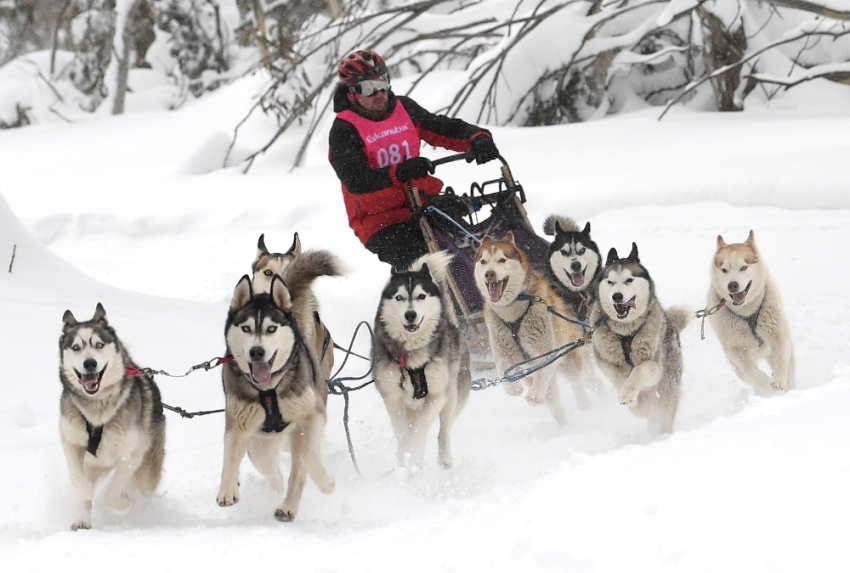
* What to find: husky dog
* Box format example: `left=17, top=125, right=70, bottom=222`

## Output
left=590, top=244, right=692, bottom=434
left=251, top=233, right=335, bottom=382
left=59, top=304, right=165, bottom=530
left=708, top=230, right=795, bottom=393
left=474, top=232, right=589, bottom=425
left=218, top=250, right=344, bottom=522
left=374, top=251, right=472, bottom=468
left=542, top=215, right=602, bottom=324
left=252, top=232, right=301, bottom=293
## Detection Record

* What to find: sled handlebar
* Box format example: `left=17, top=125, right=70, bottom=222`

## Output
left=430, top=152, right=508, bottom=169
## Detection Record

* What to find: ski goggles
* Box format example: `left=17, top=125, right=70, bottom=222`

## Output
left=354, top=75, right=390, bottom=97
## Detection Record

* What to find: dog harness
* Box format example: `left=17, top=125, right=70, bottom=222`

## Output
left=85, top=421, right=103, bottom=456
left=619, top=334, right=635, bottom=367
left=258, top=389, right=289, bottom=433
left=498, top=296, right=534, bottom=361
left=742, top=306, right=765, bottom=347
left=397, top=351, right=428, bottom=400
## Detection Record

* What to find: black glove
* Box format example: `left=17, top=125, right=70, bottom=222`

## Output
left=469, top=135, right=500, bottom=165
left=396, top=157, right=434, bottom=183
left=431, top=193, right=471, bottom=221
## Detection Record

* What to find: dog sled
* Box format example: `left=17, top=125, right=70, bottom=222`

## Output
left=409, top=152, right=550, bottom=369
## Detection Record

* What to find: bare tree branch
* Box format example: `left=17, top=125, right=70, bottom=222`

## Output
left=760, top=0, right=850, bottom=20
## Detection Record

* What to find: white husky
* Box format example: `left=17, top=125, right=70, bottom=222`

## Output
left=707, top=230, right=795, bottom=394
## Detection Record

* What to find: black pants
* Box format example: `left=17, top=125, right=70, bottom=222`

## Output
left=366, top=220, right=429, bottom=270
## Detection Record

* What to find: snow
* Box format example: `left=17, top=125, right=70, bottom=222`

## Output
left=2, top=61, right=850, bottom=572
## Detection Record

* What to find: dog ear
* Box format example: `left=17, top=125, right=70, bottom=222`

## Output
left=628, top=242, right=639, bottom=263
left=745, top=229, right=756, bottom=246
left=716, top=235, right=727, bottom=249
left=230, top=275, right=254, bottom=311
left=270, top=275, right=293, bottom=313
left=285, top=232, right=302, bottom=258
left=606, top=248, right=619, bottom=266
left=582, top=221, right=591, bottom=235
left=420, top=263, right=432, bottom=280
left=257, top=234, right=270, bottom=257
left=505, top=231, right=515, bottom=244
left=92, top=303, right=108, bottom=325
left=62, top=310, right=78, bottom=332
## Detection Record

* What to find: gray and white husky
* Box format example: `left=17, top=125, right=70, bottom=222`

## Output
left=59, top=304, right=165, bottom=530
left=251, top=232, right=335, bottom=383
left=708, top=230, right=795, bottom=394
left=218, top=250, right=344, bottom=522
left=374, top=251, right=472, bottom=468
left=590, top=244, right=692, bottom=434
left=543, top=215, right=603, bottom=325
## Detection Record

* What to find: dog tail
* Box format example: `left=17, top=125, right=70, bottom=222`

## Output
left=543, top=215, right=579, bottom=236
left=283, top=249, right=348, bottom=295
left=407, top=251, right=454, bottom=286
left=666, top=306, right=694, bottom=333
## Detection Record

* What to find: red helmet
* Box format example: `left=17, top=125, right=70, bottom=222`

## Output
left=338, top=50, right=388, bottom=87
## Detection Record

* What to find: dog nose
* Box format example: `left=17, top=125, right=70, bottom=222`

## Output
left=570, top=261, right=581, bottom=271
left=728, top=281, right=739, bottom=292
left=612, top=292, right=623, bottom=303
left=485, top=270, right=495, bottom=282
left=83, top=358, right=97, bottom=371
left=404, top=310, right=417, bottom=323
left=249, top=346, right=265, bottom=361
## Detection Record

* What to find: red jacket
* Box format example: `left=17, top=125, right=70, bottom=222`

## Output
left=328, top=85, right=490, bottom=245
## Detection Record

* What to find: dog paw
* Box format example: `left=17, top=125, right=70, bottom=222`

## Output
left=526, top=387, right=546, bottom=405
left=315, top=475, right=335, bottom=495
left=70, top=520, right=91, bottom=531
left=274, top=508, right=295, bottom=522
left=771, top=377, right=788, bottom=392
left=503, top=381, right=523, bottom=396
left=105, top=492, right=131, bottom=512
left=216, top=485, right=240, bottom=507
left=438, top=453, right=453, bottom=469
left=618, top=387, right=639, bottom=407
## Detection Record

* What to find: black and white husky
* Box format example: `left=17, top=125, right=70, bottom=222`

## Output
left=590, top=244, right=692, bottom=434
left=218, top=250, right=344, bottom=522
left=542, top=215, right=602, bottom=324
left=373, top=251, right=472, bottom=468
left=59, top=304, right=165, bottom=530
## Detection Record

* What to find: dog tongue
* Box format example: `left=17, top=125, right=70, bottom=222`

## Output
left=79, top=372, right=99, bottom=391
left=731, top=291, right=747, bottom=305
left=570, top=271, right=585, bottom=287
left=488, top=279, right=506, bottom=302
left=250, top=361, right=272, bottom=386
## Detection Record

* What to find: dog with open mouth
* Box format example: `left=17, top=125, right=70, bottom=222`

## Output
left=708, top=230, right=795, bottom=394
left=59, top=303, right=165, bottom=531
left=590, top=243, right=692, bottom=434
left=473, top=232, right=589, bottom=425
left=373, top=251, right=472, bottom=468
left=218, top=249, right=344, bottom=522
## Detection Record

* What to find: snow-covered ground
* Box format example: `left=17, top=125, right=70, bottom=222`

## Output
left=1, top=64, right=850, bottom=572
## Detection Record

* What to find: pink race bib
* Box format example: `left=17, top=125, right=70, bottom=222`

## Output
left=337, top=102, right=420, bottom=169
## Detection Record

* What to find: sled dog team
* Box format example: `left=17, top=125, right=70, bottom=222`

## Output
left=58, top=223, right=794, bottom=529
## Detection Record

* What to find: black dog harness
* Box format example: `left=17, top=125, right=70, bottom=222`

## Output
left=85, top=421, right=103, bottom=456
left=499, top=297, right=534, bottom=361
left=397, top=351, right=429, bottom=400
left=258, top=389, right=289, bottom=433
left=742, top=306, right=765, bottom=347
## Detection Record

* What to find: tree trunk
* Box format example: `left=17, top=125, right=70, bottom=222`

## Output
left=697, top=6, right=747, bottom=112
left=111, top=0, right=143, bottom=115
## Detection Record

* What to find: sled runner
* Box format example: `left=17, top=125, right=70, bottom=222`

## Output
left=409, top=152, right=550, bottom=368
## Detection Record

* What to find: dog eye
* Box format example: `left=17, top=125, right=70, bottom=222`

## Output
left=577, top=247, right=585, bottom=255
left=498, top=258, right=506, bottom=264
left=624, top=278, right=633, bottom=284
left=721, top=268, right=728, bottom=274
left=395, top=295, right=405, bottom=302
left=71, top=344, right=81, bottom=352
left=267, top=326, right=277, bottom=333
left=607, top=280, right=614, bottom=286
left=264, top=270, right=273, bottom=276
left=560, top=249, right=568, bottom=256
left=479, top=259, right=486, bottom=265
left=95, top=342, right=104, bottom=349
left=739, top=266, right=747, bottom=272
left=241, top=325, right=251, bottom=333
left=417, top=294, right=426, bottom=300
